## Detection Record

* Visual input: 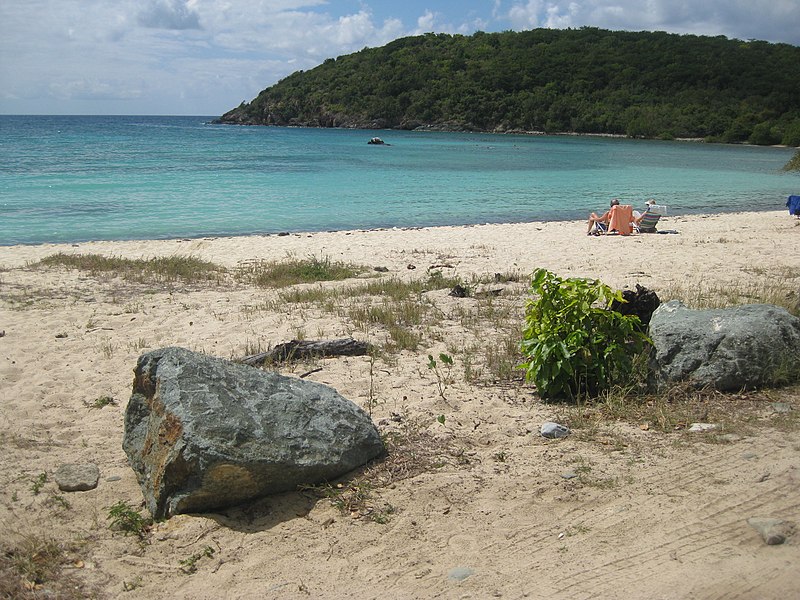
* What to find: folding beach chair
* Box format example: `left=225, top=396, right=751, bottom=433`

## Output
left=636, top=205, right=667, bottom=233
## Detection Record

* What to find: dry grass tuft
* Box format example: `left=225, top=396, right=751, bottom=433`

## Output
left=31, top=252, right=225, bottom=284
left=0, top=533, right=95, bottom=600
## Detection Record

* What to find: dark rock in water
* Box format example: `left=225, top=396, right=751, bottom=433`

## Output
left=648, top=301, right=800, bottom=391
left=123, top=347, right=384, bottom=519
left=610, top=284, right=660, bottom=327
left=54, top=463, right=100, bottom=492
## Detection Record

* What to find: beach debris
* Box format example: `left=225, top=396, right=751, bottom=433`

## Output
left=240, top=337, right=372, bottom=367
left=407, top=264, right=416, bottom=270
left=747, top=517, right=796, bottom=545
left=610, top=283, right=660, bottom=327
left=54, top=463, right=100, bottom=492
left=374, top=266, right=389, bottom=272
left=688, top=423, right=720, bottom=433
left=648, top=301, right=800, bottom=392
left=540, top=422, right=571, bottom=439
left=123, top=347, right=384, bottom=519
left=447, top=567, right=474, bottom=582
left=448, top=284, right=470, bottom=298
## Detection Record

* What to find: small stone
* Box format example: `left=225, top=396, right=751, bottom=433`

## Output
left=105, top=475, right=122, bottom=482
left=54, top=463, right=100, bottom=492
left=688, top=423, right=719, bottom=432
left=447, top=567, right=474, bottom=582
left=771, top=402, right=793, bottom=414
left=541, top=422, right=570, bottom=439
left=560, top=472, right=578, bottom=480
left=747, top=517, right=795, bottom=545
left=374, top=266, right=389, bottom=272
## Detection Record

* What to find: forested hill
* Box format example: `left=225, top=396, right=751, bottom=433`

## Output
left=218, top=27, right=800, bottom=145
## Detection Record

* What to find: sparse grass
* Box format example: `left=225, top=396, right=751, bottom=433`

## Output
left=660, top=267, right=800, bottom=316
left=307, top=416, right=462, bottom=523
left=556, top=383, right=800, bottom=439
left=236, top=255, right=365, bottom=288
left=127, top=338, right=149, bottom=352
left=0, top=534, right=90, bottom=600
left=84, top=395, right=118, bottom=409
left=99, top=338, right=114, bottom=359
left=31, top=253, right=225, bottom=284
left=31, top=472, right=47, bottom=495
left=179, top=546, right=216, bottom=575
left=107, top=501, right=152, bottom=540
left=386, top=325, right=422, bottom=352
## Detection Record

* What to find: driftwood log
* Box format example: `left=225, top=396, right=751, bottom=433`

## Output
left=240, top=337, right=372, bottom=367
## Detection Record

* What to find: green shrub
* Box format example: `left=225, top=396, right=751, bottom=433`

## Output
left=520, top=269, right=651, bottom=400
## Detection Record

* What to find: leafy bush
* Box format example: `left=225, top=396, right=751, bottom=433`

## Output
left=520, top=269, right=651, bottom=400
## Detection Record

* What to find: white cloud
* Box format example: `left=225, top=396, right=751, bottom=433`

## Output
left=417, top=10, right=437, bottom=33
left=504, top=1, right=800, bottom=43
left=138, top=0, right=202, bottom=30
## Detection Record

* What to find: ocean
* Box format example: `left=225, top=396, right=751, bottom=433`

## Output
left=0, top=115, right=795, bottom=246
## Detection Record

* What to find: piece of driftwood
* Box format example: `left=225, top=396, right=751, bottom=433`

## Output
left=240, top=337, right=372, bottom=366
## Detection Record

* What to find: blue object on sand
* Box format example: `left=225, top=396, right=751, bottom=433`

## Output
left=787, top=195, right=800, bottom=216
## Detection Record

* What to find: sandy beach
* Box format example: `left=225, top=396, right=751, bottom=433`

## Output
left=1, top=210, right=799, bottom=599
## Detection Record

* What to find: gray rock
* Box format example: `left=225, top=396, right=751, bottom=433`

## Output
left=123, top=347, right=384, bottom=519
left=688, top=423, right=720, bottom=432
left=54, top=463, right=100, bottom=492
left=541, top=422, right=570, bottom=439
left=447, top=567, right=474, bottom=582
left=747, top=517, right=795, bottom=545
left=648, top=301, right=800, bottom=391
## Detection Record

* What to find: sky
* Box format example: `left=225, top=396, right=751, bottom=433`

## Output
left=1, top=1, right=799, bottom=116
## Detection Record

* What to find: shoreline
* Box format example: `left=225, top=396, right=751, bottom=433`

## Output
left=2, top=210, right=796, bottom=293
left=0, top=206, right=790, bottom=254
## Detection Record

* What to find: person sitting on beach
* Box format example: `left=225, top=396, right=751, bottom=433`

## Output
left=587, top=198, right=619, bottom=235
left=633, top=199, right=656, bottom=223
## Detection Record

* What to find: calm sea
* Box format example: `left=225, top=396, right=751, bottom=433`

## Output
left=0, top=115, right=795, bottom=246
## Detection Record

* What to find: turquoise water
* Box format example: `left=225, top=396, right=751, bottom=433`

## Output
left=1, top=115, right=796, bottom=246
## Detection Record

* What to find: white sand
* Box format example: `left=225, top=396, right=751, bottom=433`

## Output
left=1, top=211, right=798, bottom=599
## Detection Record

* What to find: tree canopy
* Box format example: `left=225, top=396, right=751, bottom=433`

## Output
left=219, top=28, right=800, bottom=145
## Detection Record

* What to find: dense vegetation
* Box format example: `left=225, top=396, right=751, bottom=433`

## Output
left=219, top=27, right=800, bottom=144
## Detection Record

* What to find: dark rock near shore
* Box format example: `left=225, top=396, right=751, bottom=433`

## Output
left=648, top=301, right=800, bottom=391
left=123, top=347, right=384, bottom=519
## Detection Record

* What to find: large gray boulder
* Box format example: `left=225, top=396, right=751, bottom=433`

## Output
left=649, top=301, right=800, bottom=391
left=123, top=347, right=384, bottom=519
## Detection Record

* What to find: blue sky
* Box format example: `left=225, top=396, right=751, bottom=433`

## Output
left=2, top=1, right=799, bottom=115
